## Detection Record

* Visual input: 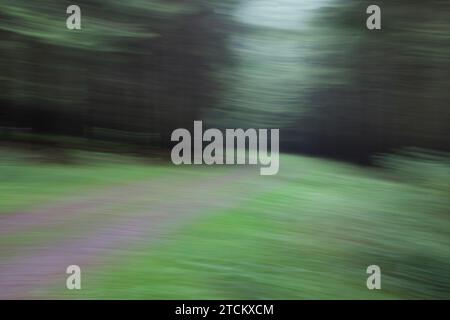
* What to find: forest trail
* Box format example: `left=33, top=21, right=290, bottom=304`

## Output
left=0, top=168, right=269, bottom=299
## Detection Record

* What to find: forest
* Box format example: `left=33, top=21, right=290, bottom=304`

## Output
left=0, top=0, right=449, bottom=299
left=2, top=0, right=448, bottom=160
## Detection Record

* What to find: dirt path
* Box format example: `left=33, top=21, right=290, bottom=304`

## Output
left=0, top=168, right=269, bottom=299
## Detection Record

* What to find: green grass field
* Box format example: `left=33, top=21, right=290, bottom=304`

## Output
left=1, top=148, right=449, bottom=299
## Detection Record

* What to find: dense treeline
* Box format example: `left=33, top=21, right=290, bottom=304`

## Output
left=292, top=0, right=450, bottom=162
left=0, top=0, right=237, bottom=147
left=1, top=0, right=449, bottom=161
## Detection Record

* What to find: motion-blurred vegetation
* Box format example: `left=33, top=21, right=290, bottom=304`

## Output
left=1, top=0, right=449, bottom=161
left=0, top=0, right=449, bottom=299
left=2, top=150, right=444, bottom=299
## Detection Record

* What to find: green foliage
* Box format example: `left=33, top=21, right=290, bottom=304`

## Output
left=375, top=148, right=450, bottom=192
left=0, top=0, right=196, bottom=50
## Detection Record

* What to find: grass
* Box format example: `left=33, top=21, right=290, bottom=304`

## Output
left=0, top=148, right=170, bottom=213
left=29, top=153, right=448, bottom=300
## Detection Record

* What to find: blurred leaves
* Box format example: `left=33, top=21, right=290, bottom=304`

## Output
left=0, top=0, right=198, bottom=51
